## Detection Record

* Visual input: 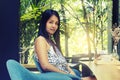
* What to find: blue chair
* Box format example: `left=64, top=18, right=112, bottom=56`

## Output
left=6, top=59, right=80, bottom=80
left=33, top=56, right=81, bottom=80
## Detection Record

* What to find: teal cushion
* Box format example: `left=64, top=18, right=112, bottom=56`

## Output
left=6, top=59, right=74, bottom=80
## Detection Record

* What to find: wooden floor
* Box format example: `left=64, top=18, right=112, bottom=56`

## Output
left=82, top=55, right=120, bottom=80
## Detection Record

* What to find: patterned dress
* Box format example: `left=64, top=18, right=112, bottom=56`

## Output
left=34, top=44, right=70, bottom=73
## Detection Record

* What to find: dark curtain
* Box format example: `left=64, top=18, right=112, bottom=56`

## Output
left=112, top=0, right=120, bottom=60
left=0, top=0, right=19, bottom=80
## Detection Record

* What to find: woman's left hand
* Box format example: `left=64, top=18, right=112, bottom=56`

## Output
left=69, top=70, right=76, bottom=75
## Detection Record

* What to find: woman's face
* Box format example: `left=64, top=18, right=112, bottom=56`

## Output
left=46, top=15, right=59, bottom=35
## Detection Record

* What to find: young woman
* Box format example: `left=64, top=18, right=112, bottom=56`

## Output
left=34, top=9, right=97, bottom=80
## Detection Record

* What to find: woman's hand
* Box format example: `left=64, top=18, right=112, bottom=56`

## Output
left=70, top=71, right=76, bottom=75
left=67, top=65, right=76, bottom=75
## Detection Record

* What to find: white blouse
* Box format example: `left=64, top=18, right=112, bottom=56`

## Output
left=34, top=45, right=70, bottom=73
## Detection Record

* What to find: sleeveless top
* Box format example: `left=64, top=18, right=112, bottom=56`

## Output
left=34, top=42, right=70, bottom=73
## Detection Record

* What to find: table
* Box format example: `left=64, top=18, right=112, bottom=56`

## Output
left=83, top=55, right=120, bottom=80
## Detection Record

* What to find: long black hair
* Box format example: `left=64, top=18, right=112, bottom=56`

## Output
left=38, top=9, right=60, bottom=41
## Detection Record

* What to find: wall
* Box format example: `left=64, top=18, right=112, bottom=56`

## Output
left=0, top=0, right=19, bottom=80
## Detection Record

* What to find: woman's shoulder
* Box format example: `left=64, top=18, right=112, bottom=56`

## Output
left=36, top=36, right=46, bottom=40
left=35, top=36, right=47, bottom=43
left=34, top=36, right=50, bottom=50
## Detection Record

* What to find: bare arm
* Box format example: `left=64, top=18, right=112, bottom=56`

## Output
left=34, top=36, right=66, bottom=74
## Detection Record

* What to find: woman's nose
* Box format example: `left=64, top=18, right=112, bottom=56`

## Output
left=52, top=23, right=56, bottom=27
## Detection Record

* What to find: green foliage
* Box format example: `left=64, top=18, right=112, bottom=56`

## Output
left=19, top=0, right=50, bottom=64
left=21, top=8, right=41, bottom=21
left=20, top=0, right=112, bottom=64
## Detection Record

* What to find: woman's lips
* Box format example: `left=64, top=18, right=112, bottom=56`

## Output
left=50, top=28, right=56, bottom=32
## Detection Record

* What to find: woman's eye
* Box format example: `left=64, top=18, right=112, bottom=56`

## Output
left=49, top=22, right=53, bottom=24
left=55, top=22, right=58, bottom=25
